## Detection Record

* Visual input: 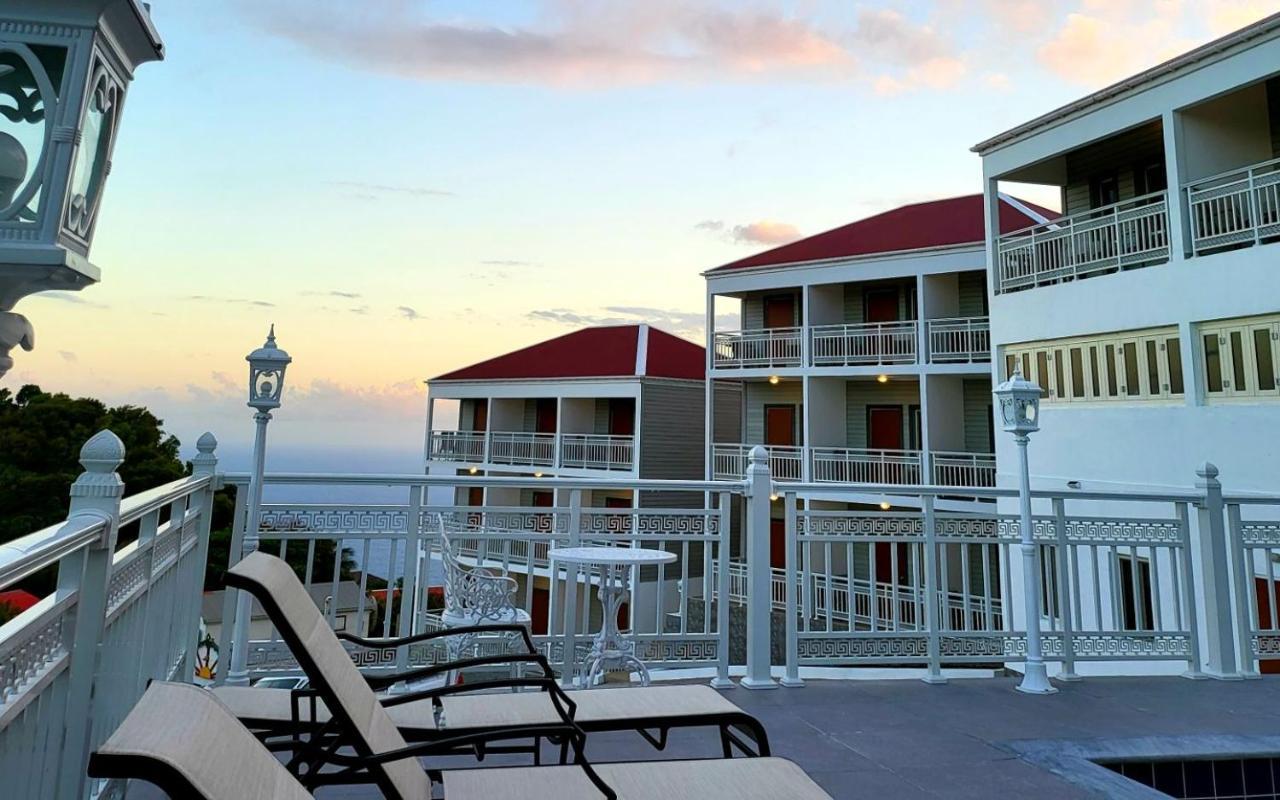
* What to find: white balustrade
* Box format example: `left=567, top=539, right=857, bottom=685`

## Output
left=487, top=431, right=557, bottom=467
left=930, top=451, right=997, bottom=487
left=810, top=447, right=924, bottom=485
left=996, top=191, right=1170, bottom=293
left=426, top=430, right=486, bottom=463
left=712, top=327, right=803, bottom=369
left=811, top=321, right=917, bottom=366
left=1186, top=157, right=1280, bottom=255
left=712, top=443, right=803, bottom=481
left=927, top=317, right=990, bottom=363
left=559, top=434, right=634, bottom=471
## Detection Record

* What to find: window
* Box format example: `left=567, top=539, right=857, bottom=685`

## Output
left=1003, top=326, right=1183, bottom=406
left=1090, top=172, right=1120, bottom=208
left=1117, top=554, right=1154, bottom=631
left=1199, top=314, right=1280, bottom=401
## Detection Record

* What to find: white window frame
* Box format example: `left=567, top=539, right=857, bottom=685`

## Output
left=1003, top=326, right=1182, bottom=406
left=1199, top=314, right=1280, bottom=402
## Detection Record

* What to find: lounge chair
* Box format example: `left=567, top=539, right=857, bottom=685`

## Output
left=214, top=551, right=769, bottom=761
left=90, top=682, right=833, bottom=799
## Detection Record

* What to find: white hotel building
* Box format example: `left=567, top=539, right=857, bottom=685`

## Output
left=702, top=193, right=1053, bottom=505
left=976, top=13, right=1280, bottom=496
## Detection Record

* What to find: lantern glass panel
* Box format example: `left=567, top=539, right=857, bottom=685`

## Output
left=252, top=368, right=282, bottom=404
left=66, top=63, right=118, bottom=236
left=0, top=44, right=65, bottom=222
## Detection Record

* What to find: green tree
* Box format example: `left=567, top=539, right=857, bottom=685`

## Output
left=0, top=385, right=186, bottom=544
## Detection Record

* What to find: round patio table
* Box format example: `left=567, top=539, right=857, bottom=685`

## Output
left=548, top=546, right=678, bottom=688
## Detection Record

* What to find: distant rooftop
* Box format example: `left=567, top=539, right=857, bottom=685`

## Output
left=706, top=194, right=1056, bottom=274
left=431, top=324, right=705, bottom=382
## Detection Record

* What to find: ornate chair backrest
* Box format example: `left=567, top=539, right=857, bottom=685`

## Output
left=437, top=514, right=520, bottom=623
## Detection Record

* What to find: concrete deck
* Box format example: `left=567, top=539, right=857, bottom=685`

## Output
left=137, top=675, right=1280, bottom=798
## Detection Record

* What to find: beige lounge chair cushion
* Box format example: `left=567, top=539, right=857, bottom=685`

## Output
left=95, top=682, right=312, bottom=800
left=215, top=683, right=742, bottom=732
left=443, top=757, right=832, bottom=800
left=229, top=551, right=433, bottom=800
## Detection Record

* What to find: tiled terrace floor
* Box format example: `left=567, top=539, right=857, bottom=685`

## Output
left=135, top=675, right=1280, bottom=798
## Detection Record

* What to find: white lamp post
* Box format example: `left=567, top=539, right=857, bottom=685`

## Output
left=0, top=1, right=163, bottom=376
left=994, top=363, right=1057, bottom=695
left=226, top=326, right=291, bottom=686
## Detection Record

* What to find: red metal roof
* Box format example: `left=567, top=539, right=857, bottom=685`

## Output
left=432, top=324, right=705, bottom=382
left=708, top=194, right=1057, bottom=273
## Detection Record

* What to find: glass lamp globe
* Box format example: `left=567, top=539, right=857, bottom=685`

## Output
left=994, top=363, right=1042, bottom=436
left=245, top=325, right=291, bottom=411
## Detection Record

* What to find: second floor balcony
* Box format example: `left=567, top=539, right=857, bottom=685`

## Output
left=1186, top=156, right=1280, bottom=255
left=711, top=316, right=990, bottom=371
left=428, top=430, right=635, bottom=472
left=996, top=191, right=1170, bottom=294
left=711, top=443, right=997, bottom=487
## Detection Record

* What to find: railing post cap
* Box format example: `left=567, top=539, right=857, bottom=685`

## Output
left=1196, top=462, right=1220, bottom=482
left=79, top=429, right=125, bottom=472
left=196, top=431, right=218, bottom=453
left=748, top=445, right=769, bottom=464
left=70, top=429, right=125, bottom=503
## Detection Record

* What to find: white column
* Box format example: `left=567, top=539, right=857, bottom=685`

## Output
left=1195, top=463, right=1243, bottom=679
left=1162, top=109, right=1191, bottom=260
left=1015, top=432, right=1056, bottom=694
left=226, top=411, right=272, bottom=687
left=181, top=433, right=220, bottom=681
left=423, top=394, right=435, bottom=470
left=741, top=446, right=778, bottom=689
left=704, top=290, right=715, bottom=481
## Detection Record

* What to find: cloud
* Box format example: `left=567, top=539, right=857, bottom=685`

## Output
left=397, top=306, right=422, bottom=321
left=302, top=290, right=363, bottom=299
left=526, top=304, right=738, bottom=338
left=185, top=295, right=276, bottom=308
left=697, top=219, right=802, bottom=246
left=1035, top=3, right=1202, bottom=87
left=58, top=350, right=77, bottom=363
left=37, top=292, right=108, bottom=309
left=480, top=259, right=537, bottom=267
left=327, top=180, right=455, bottom=199
left=238, top=1, right=983, bottom=92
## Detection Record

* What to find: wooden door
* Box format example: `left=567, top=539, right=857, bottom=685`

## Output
left=868, top=406, right=904, bottom=450
left=770, top=518, right=786, bottom=570
left=1256, top=578, right=1280, bottom=674
left=864, top=289, right=898, bottom=323
left=604, top=496, right=632, bottom=508
left=466, top=486, right=484, bottom=526
left=532, top=491, right=554, bottom=507
left=764, top=405, right=796, bottom=446
left=531, top=587, right=549, bottom=635
left=763, top=294, right=795, bottom=329
left=608, top=398, right=635, bottom=436
left=535, top=399, right=557, bottom=434
left=472, top=399, right=488, bottom=432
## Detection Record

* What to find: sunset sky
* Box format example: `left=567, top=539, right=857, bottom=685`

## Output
left=4, top=0, right=1274, bottom=469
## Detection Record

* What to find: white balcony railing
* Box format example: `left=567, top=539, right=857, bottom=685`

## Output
left=712, top=327, right=802, bottom=369
left=927, top=316, right=990, bottom=363
left=426, top=430, right=487, bottom=463
left=712, top=443, right=803, bottom=481
left=810, top=447, right=924, bottom=485
left=487, top=431, right=557, bottom=467
left=811, top=321, right=917, bottom=366
left=1186, top=157, right=1280, bottom=254
left=559, top=433, right=634, bottom=471
left=930, top=451, right=997, bottom=488
left=996, top=191, right=1170, bottom=293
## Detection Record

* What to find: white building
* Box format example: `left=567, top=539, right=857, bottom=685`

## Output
left=425, top=323, right=734, bottom=509
left=975, top=13, right=1280, bottom=496
left=702, top=194, right=1057, bottom=499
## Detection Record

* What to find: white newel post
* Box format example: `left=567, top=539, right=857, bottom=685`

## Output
left=1195, top=463, right=1243, bottom=680
left=55, top=431, right=125, bottom=800
left=741, top=446, right=777, bottom=689
left=180, top=433, right=220, bottom=683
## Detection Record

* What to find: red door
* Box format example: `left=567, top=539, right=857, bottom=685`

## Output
left=604, top=496, right=632, bottom=509
left=864, top=289, right=898, bottom=323
left=608, top=398, right=635, bottom=436
left=532, top=490, right=554, bottom=533
left=1257, top=578, right=1280, bottom=674
left=868, top=406, right=903, bottom=449
left=535, top=399, right=557, bottom=434
left=771, top=518, right=786, bottom=569
left=763, top=295, right=795, bottom=329
left=764, top=406, right=796, bottom=446
left=531, top=587, right=549, bottom=635
left=465, top=486, right=484, bottom=526
left=472, top=399, right=488, bottom=432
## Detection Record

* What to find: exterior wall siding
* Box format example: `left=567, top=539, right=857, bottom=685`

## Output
left=744, top=381, right=804, bottom=443
left=593, top=398, right=610, bottom=435
left=522, top=399, right=536, bottom=431
left=1063, top=119, right=1164, bottom=215
left=712, top=381, right=744, bottom=443
left=962, top=378, right=994, bottom=454
left=957, top=271, right=988, bottom=317
left=638, top=380, right=706, bottom=482
left=741, top=289, right=800, bottom=330
left=458, top=398, right=478, bottom=430
left=845, top=381, right=921, bottom=449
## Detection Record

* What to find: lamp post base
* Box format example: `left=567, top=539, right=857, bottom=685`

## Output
left=1015, top=663, right=1058, bottom=695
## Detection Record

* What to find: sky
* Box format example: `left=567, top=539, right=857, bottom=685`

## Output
left=3, top=0, right=1276, bottom=471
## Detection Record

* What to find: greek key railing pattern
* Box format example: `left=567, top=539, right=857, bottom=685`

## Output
left=1186, top=157, right=1280, bottom=255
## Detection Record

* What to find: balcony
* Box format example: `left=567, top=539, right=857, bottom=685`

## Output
left=926, top=316, right=990, bottom=363
left=428, top=430, right=636, bottom=472
left=1186, top=156, right=1280, bottom=254
left=6, top=431, right=1280, bottom=799
left=712, top=327, right=802, bottom=369
left=996, top=191, right=1170, bottom=293
left=712, top=444, right=996, bottom=487
left=712, top=316, right=990, bottom=371
left=810, top=321, right=916, bottom=367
